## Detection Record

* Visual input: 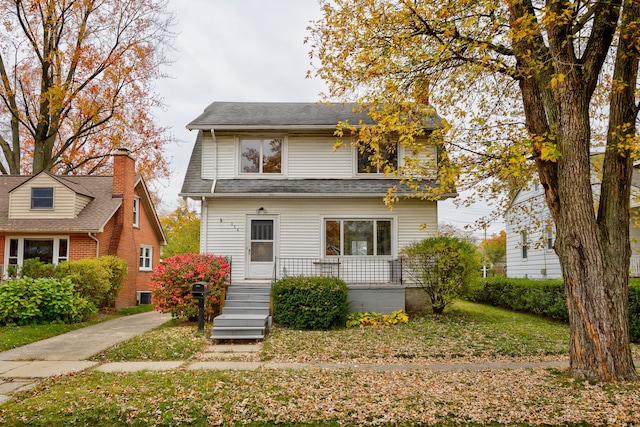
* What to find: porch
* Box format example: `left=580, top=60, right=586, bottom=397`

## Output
left=274, top=257, right=402, bottom=285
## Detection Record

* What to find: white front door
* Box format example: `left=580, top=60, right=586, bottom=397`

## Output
left=247, top=217, right=276, bottom=279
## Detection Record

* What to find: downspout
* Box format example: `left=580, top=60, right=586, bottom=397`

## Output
left=88, top=233, right=100, bottom=257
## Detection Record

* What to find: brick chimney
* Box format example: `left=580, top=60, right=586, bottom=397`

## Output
left=111, top=148, right=137, bottom=308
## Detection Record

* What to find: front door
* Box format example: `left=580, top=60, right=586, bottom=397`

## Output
left=247, top=217, right=276, bottom=279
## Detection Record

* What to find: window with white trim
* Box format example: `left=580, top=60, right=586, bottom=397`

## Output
left=521, top=231, right=528, bottom=259
left=240, top=137, right=282, bottom=174
left=133, top=197, right=140, bottom=227
left=325, top=219, right=392, bottom=256
left=356, top=141, right=398, bottom=174
left=4, top=237, right=69, bottom=267
left=31, top=187, right=54, bottom=209
left=139, top=245, right=153, bottom=271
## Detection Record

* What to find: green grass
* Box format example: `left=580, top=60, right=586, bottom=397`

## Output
left=0, top=304, right=154, bottom=352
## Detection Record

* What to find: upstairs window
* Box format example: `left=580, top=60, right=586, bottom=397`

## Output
left=133, top=197, right=140, bottom=227
left=31, top=187, right=54, bottom=209
left=240, top=138, right=282, bottom=174
left=357, top=141, right=398, bottom=174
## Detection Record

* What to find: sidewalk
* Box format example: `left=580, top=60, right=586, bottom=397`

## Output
left=0, top=310, right=172, bottom=404
left=0, top=311, right=574, bottom=405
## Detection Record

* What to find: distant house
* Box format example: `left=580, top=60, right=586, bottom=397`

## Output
left=0, top=149, right=167, bottom=308
left=505, top=174, right=640, bottom=279
left=180, top=101, right=453, bottom=323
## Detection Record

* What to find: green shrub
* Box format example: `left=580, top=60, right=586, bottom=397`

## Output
left=629, top=283, right=640, bottom=343
left=469, top=277, right=568, bottom=321
left=0, top=277, right=96, bottom=325
left=272, top=276, right=348, bottom=330
left=20, top=258, right=57, bottom=279
left=150, top=253, right=230, bottom=320
left=400, top=236, right=481, bottom=314
left=56, top=256, right=127, bottom=309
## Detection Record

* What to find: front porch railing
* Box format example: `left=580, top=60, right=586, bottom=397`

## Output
left=275, top=257, right=402, bottom=285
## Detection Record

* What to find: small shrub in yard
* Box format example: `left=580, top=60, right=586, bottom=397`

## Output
left=20, top=258, right=57, bottom=279
left=401, top=236, right=481, bottom=314
left=346, top=310, right=409, bottom=328
left=272, top=276, right=348, bottom=330
left=0, top=277, right=96, bottom=325
left=56, top=256, right=127, bottom=309
left=150, top=253, right=230, bottom=320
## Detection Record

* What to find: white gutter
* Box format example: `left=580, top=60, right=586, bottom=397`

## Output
left=88, top=232, right=100, bottom=257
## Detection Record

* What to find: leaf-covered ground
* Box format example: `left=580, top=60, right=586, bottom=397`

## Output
left=2, top=301, right=640, bottom=426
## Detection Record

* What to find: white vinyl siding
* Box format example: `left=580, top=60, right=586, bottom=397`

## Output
left=201, top=131, right=219, bottom=180
left=9, top=174, right=77, bottom=219
left=505, top=186, right=562, bottom=279
left=201, top=197, right=436, bottom=284
left=287, top=136, right=353, bottom=178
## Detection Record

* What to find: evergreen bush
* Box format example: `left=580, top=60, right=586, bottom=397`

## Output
left=272, top=276, right=348, bottom=330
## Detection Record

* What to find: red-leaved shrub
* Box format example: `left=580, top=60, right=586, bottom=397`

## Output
left=150, top=253, right=230, bottom=320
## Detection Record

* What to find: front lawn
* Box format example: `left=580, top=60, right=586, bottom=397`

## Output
left=1, top=301, right=639, bottom=426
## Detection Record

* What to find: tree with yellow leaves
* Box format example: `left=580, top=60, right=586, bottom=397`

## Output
left=308, top=0, right=639, bottom=381
left=0, top=0, right=174, bottom=181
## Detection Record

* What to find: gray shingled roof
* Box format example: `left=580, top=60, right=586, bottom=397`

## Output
left=187, top=102, right=441, bottom=130
left=0, top=175, right=121, bottom=233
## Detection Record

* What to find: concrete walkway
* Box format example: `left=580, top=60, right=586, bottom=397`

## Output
left=0, top=311, right=575, bottom=405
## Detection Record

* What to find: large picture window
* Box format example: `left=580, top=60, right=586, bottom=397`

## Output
left=325, top=219, right=392, bottom=256
left=357, top=142, right=398, bottom=174
left=4, top=237, right=69, bottom=267
left=240, top=138, right=282, bottom=174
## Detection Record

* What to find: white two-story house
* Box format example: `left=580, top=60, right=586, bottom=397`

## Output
left=180, top=102, right=453, bottom=332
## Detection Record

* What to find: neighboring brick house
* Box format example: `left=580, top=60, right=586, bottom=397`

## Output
left=0, top=149, right=167, bottom=308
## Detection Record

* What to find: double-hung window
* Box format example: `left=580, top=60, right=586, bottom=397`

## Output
left=521, top=231, right=528, bottom=259
left=139, top=245, right=153, bottom=271
left=325, top=219, right=392, bottom=256
left=240, top=138, right=282, bottom=174
left=133, top=197, right=140, bottom=227
left=357, top=141, right=398, bottom=174
left=31, top=187, right=54, bottom=209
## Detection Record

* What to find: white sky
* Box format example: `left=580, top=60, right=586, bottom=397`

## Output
left=154, top=0, right=504, bottom=239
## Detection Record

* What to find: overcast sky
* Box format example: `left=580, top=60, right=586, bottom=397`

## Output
left=154, top=0, right=503, bottom=238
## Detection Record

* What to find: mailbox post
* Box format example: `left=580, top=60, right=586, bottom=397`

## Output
left=191, top=282, right=208, bottom=331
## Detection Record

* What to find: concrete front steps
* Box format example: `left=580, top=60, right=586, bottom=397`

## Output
left=210, top=283, right=271, bottom=340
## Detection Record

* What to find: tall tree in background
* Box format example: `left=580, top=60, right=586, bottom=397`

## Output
left=308, top=0, right=639, bottom=381
left=159, top=199, right=200, bottom=258
left=0, top=0, right=174, bottom=180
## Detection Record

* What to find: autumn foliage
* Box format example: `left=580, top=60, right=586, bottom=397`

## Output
left=150, top=253, right=230, bottom=320
left=0, top=0, right=174, bottom=181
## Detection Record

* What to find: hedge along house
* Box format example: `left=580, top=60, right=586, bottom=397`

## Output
left=180, top=102, right=454, bottom=339
left=0, top=149, right=167, bottom=308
